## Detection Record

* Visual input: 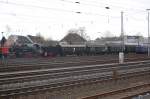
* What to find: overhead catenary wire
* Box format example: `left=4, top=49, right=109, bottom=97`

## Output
left=0, top=0, right=145, bottom=16
left=0, top=0, right=147, bottom=20
left=35, top=0, right=148, bottom=18
left=0, top=0, right=148, bottom=39
left=125, top=14, right=146, bottom=22
left=32, top=0, right=148, bottom=20
left=0, top=0, right=74, bottom=13
left=0, top=0, right=146, bottom=25
left=0, top=2, right=120, bottom=33
left=80, top=0, right=146, bottom=10
left=0, top=0, right=121, bottom=19
left=59, top=0, right=146, bottom=13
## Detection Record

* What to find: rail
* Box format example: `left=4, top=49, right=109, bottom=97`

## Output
left=0, top=60, right=150, bottom=98
left=0, top=57, right=150, bottom=73
left=0, top=70, right=150, bottom=98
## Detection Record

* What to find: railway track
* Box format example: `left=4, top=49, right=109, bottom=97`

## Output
left=0, top=56, right=150, bottom=72
left=2, top=54, right=148, bottom=65
left=82, top=80, right=150, bottom=99
left=1, top=60, right=149, bottom=85
left=0, top=60, right=150, bottom=98
left=6, top=55, right=117, bottom=64
left=0, top=70, right=149, bottom=98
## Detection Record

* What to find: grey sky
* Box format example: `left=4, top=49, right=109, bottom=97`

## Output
left=0, top=0, right=150, bottom=40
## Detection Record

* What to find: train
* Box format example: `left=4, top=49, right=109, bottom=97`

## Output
left=7, top=42, right=149, bottom=58
left=135, top=45, right=148, bottom=54
left=39, top=43, right=147, bottom=57
left=59, top=43, right=137, bottom=56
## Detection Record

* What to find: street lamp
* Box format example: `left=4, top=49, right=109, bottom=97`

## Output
left=146, top=9, right=150, bottom=56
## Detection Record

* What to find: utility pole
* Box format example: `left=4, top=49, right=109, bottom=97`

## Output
left=147, top=9, right=150, bottom=56
left=121, top=11, right=124, bottom=52
left=119, top=11, right=124, bottom=64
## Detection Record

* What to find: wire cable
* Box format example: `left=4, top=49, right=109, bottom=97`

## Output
left=0, top=0, right=121, bottom=19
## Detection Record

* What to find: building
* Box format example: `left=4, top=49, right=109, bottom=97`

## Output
left=60, top=33, right=87, bottom=45
left=28, top=35, right=58, bottom=46
left=7, top=35, right=33, bottom=47
left=95, top=35, right=147, bottom=46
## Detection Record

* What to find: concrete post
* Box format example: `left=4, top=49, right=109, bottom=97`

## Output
left=119, top=52, right=124, bottom=64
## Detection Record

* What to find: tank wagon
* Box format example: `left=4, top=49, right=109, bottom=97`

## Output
left=135, top=45, right=148, bottom=54
left=9, top=42, right=148, bottom=57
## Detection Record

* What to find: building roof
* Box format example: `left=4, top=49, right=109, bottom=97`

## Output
left=27, top=35, right=45, bottom=44
left=28, top=35, right=58, bottom=46
left=42, top=40, right=58, bottom=46
left=60, top=33, right=86, bottom=44
left=16, top=35, right=32, bottom=44
left=96, top=37, right=122, bottom=42
left=7, top=35, right=32, bottom=46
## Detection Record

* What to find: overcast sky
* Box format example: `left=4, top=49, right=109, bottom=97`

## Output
left=0, top=0, right=150, bottom=40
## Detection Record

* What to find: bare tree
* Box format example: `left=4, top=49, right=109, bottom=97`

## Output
left=5, top=25, right=11, bottom=33
left=136, top=32, right=142, bottom=37
left=78, top=27, right=86, bottom=38
left=68, top=28, right=78, bottom=34
left=4, top=25, right=12, bottom=37
left=36, top=32, right=44, bottom=40
left=45, top=37, right=53, bottom=41
left=67, top=27, right=90, bottom=41
left=102, top=30, right=114, bottom=38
